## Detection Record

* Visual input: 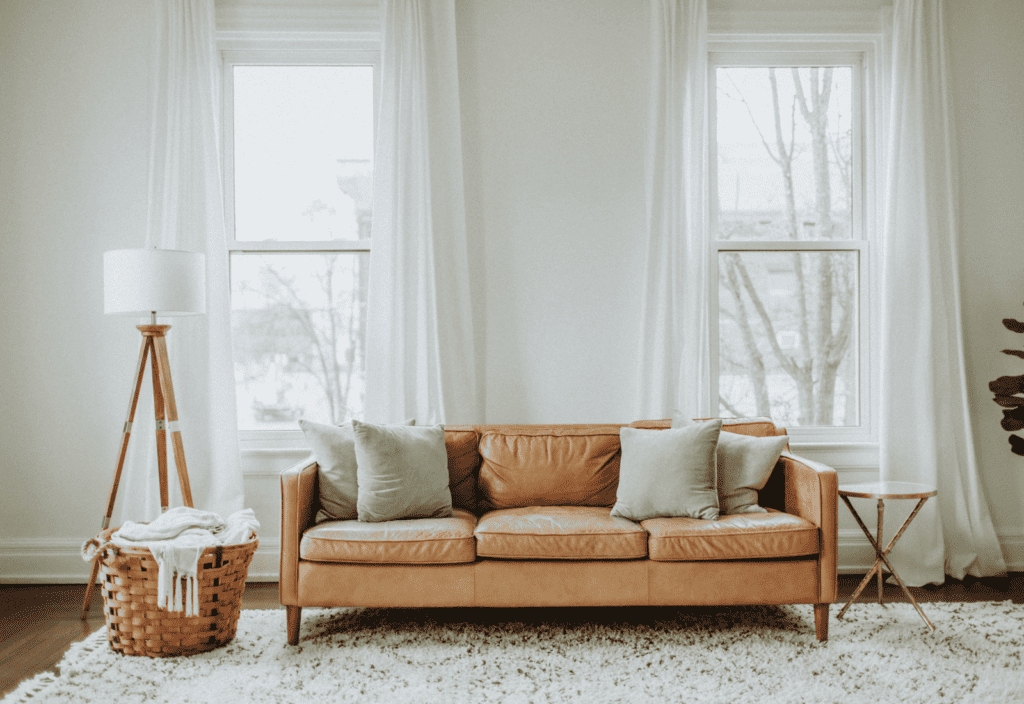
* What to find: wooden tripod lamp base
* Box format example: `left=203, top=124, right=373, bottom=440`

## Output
left=81, top=324, right=195, bottom=617
left=92, top=247, right=207, bottom=617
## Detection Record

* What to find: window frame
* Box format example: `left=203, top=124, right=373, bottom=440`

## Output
left=707, top=38, right=882, bottom=450
left=221, top=47, right=380, bottom=448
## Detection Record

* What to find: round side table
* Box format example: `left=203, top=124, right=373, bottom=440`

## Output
left=836, top=481, right=937, bottom=632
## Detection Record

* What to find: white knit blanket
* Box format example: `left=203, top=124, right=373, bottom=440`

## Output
left=104, top=507, right=259, bottom=617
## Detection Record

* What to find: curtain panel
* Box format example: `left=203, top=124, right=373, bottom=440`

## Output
left=879, top=0, right=1006, bottom=585
left=637, top=0, right=710, bottom=420
left=364, top=0, right=479, bottom=425
left=118, top=0, right=243, bottom=522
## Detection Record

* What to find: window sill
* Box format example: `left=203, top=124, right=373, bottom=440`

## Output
left=239, top=429, right=309, bottom=463
left=788, top=442, right=879, bottom=472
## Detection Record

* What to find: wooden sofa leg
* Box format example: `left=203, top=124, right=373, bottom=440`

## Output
left=287, top=605, right=302, bottom=645
left=814, top=603, right=829, bottom=642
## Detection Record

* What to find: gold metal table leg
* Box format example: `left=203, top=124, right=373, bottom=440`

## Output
left=837, top=494, right=935, bottom=632
left=877, top=498, right=884, bottom=604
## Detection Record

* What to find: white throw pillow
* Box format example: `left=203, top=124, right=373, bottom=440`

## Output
left=610, top=420, right=722, bottom=522
left=299, top=418, right=415, bottom=523
left=352, top=420, right=454, bottom=523
left=672, top=414, right=788, bottom=514
left=298, top=420, right=361, bottom=523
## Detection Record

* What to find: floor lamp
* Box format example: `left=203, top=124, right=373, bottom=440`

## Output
left=82, top=248, right=206, bottom=617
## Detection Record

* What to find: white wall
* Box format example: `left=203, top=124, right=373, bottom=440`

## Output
left=0, top=0, right=157, bottom=578
left=2, top=0, right=1023, bottom=582
left=457, top=0, right=648, bottom=424
left=947, top=0, right=1024, bottom=570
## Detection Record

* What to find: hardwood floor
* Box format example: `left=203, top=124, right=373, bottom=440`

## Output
left=0, top=582, right=282, bottom=698
left=2, top=575, right=1022, bottom=698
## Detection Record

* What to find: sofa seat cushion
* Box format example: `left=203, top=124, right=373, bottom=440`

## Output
left=300, top=508, right=477, bottom=564
left=475, top=506, right=648, bottom=560
left=641, top=509, right=819, bottom=561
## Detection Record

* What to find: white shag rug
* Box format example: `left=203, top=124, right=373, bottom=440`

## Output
left=5, top=602, right=1024, bottom=704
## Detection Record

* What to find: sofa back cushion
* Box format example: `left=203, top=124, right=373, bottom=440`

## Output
left=476, top=425, right=623, bottom=511
left=630, top=417, right=785, bottom=439
left=445, top=428, right=481, bottom=512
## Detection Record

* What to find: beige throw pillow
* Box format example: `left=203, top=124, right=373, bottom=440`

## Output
left=352, top=420, right=454, bottom=523
left=299, top=418, right=415, bottom=523
left=672, top=415, right=788, bottom=514
left=717, top=432, right=788, bottom=513
left=610, top=421, right=722, bottom=522
left=298, top=419, right=361, bottom=523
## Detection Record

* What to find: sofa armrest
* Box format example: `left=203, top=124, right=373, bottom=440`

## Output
left=280, top=455, right=318, bottom=605
left=779, top=451, right=838, bottom=603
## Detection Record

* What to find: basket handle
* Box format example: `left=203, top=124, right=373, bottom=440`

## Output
left=81, top=537, right=123, bottom=566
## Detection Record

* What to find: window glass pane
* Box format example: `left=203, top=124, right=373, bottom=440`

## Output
left=716, top=67, right=853, bottom=241
left=718, top=251, right=858, bottom=427
left=233, top=66, right=374, bottom=241
left=231, top=253, right=368, bottom=430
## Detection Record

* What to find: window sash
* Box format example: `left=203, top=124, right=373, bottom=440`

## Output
left=709, top=51, right=866, bottom=247
left=221, top=49, right=379, bottom=443
left=707, top=43, right=877, bottom=444
left=221, top=49, right=379, bottom=254
left=710, top=243, right=871, bottom=443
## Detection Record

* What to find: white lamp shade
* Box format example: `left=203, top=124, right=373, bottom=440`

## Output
left=104, top=248, right=206, bottom=316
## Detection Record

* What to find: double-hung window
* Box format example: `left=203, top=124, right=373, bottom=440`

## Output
left=222, top=51, right=378, bottom=437
left=709, top=42, right=878, bottom=445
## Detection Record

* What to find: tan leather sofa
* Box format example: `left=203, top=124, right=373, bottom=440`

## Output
left=280, top=419, right=838, bottom=644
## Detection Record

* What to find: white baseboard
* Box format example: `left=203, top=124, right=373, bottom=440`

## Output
left=998, top=531, right=1024, bottom=573
left=0, top=538, right=281, bottom=584
left=837, top=530, right=878, bottom=574
left=0, top=538, right=90, bottom=584
left=837, top=529, right=1024, bottom=574
left=247, top=540, right=282, bottom=582
left=2, top=533, right=1021, bottom=584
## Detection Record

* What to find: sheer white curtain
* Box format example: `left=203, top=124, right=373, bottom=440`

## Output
left=117, top=0, right=244, bottom=522
left=364, top=0, right=478, bottom=425
left=636, top=0, right=709, bottom=420
left=879, top=0, right=1006, bottom=585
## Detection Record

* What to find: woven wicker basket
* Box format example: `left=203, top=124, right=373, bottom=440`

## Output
left=88, top=528, right=257, bottom=657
